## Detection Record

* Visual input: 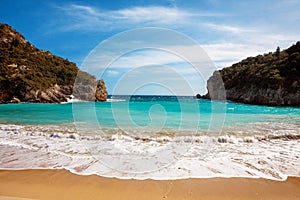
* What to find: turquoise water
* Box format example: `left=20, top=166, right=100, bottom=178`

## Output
left=0, top=96, right=299, bottom=180
left=0, top=96, right=299, bottom=130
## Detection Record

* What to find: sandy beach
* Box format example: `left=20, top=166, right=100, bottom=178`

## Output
left=0, top=169, right=299, bottom=200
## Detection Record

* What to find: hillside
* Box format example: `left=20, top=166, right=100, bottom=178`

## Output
left=0, top=24, right=107, bottom=103
left=205, top=42, right=300, bottom=106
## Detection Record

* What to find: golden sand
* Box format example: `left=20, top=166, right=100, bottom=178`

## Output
left=0, top=169, right=299, bottom=200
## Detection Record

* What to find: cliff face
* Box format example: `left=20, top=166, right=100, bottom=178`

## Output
left=0, top=24, right=107, bottom=103
left=206, top=42, right=300, bottom=106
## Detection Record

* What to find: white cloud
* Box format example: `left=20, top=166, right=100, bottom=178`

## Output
left=202, top=22, right=255, bottom=34
left=69, top=5, right=99, bottom=16
left=201, top=43, right=263, bottom=67
left=57, top=4, right=223, bottom=31
left=57, top=3, right=299, bottom=49
left=110, top=65, right=201, bottom=95
left=57, top=3, right=299, bottom=85
left=111, top=6, right=191, bottom=23
left=201, top=35, right=298, bottom=69
left=83, top=44, right=217, bottom=80
left=87, top=42, right=258, bottom=75
left=106, top=70, right=120, bottom=76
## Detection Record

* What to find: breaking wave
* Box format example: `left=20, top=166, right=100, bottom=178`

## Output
left=0, top=122, right=299, bottom=181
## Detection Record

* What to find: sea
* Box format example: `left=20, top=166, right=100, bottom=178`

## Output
left=0, top=95, right=299, bottom=181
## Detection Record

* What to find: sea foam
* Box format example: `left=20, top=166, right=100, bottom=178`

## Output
left=0, top=123, right=299, bottom=181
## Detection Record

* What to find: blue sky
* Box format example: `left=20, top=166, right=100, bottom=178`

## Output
left=1, top=0, right=299, bottom=95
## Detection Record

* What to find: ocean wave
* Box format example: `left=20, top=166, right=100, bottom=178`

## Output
left=0, top=123, right=299, bottom=181
left=2, top=123, right=299, bottom=144
left=106, top=98, right=127, bottom=102
left=61, top=95, right=86, bottom=104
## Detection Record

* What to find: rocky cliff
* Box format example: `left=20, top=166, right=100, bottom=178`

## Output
left=205, top=42, right=300, bottom=106
left=0, top=24, right=107, bottom=103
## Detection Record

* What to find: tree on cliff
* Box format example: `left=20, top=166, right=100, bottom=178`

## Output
left=275, top=46, right=280, bottom=55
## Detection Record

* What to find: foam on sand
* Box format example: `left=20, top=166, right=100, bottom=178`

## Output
left=0, top=123, right=299, bottom=181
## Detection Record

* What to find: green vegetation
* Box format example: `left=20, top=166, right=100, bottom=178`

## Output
left=219, top=42, right=300, bottom=92
left=0, top=24, right=79, bottom=101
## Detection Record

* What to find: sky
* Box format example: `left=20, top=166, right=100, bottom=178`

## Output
left=1, top=0, right=299, bottom=95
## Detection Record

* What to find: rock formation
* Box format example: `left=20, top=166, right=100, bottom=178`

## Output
left=95, top=80, right=108, bottom=102
left=205, top=42, right=300, bottom=106
left=72, top=71, right=107, bottom=102
left=0, top=24, right=108, bottom=103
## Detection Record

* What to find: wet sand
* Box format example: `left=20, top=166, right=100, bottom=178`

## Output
left=0, top=169, right=299, bottom=200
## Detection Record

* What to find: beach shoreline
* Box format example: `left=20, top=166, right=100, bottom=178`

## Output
left=0, top=169, right=299, bottom=200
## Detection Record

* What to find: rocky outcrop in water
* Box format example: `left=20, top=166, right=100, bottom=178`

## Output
left=205, top=42, right=300, bottom=106
left=0, top=23, right=108, bottom=103
left=95, top=80, right=108, bottom=102
left=72, top=71, right=107, bottom=102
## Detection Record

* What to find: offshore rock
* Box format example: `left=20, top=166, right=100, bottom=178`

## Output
left=72, top=71, right=108, bottom=102
left=95, top=80, right=108, bottom=102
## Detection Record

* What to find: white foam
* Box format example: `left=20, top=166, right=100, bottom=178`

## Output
left=106, top=98, right=126, bottom=102
left=0, top=123, right=299, bottom=181
left=61, top=95, right=86, bottom=104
